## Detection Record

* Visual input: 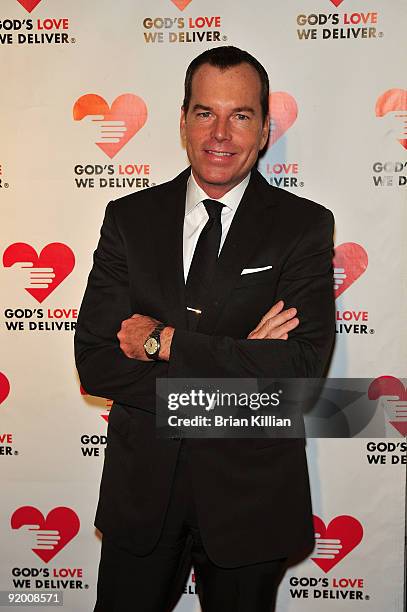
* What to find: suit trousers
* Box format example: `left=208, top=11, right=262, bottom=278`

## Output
left=94, top=441, right=287, bottom=612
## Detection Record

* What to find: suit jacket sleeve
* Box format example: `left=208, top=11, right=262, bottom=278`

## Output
left=169, top=207, right=335, bottom=379
left=74, top=201, right=169, bottom=408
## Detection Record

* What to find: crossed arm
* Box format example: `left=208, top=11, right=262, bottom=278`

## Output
left=117, top=300, right=299, bottom=362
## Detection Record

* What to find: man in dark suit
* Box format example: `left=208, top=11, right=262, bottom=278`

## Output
left=75, top=46, right=335, bottom=611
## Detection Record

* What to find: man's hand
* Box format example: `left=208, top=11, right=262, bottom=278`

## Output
left=247, top=300, right=299, bottom=340
left=118, top=314, right=158, bottom=360
left=117, top=314, right=174, bottom=361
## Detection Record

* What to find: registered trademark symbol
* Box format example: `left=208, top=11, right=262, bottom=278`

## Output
left=299, top=182, right=304, bottom=187
left=5, top=183, right=9, bottom=188
left=71, top=37, right=76, bottom=43
left=14, top=450, right=19, bottom=455
left=278, top=390, right=283, bottom=394
left=85, top=584, right=89, bottom=589
left=365, top=595, right=370, bottom=600
left=369, top=328, right=375, bottom=334
left=222, top=35, right=227, bottom=41
left=378, top=32, right=383, bottom=37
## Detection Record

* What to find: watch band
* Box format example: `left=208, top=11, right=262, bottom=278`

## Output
left=151, top=322, right=166, bottom=341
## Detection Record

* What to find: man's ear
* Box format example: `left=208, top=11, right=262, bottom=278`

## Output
left=180, top=106, right=186, bottom=140
left=260, top=114, right=270, bottom=150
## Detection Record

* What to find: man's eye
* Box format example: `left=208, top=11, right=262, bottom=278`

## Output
left=236, top=114, right=249, bottom=121
left=197, top=111, right=211, bottom=118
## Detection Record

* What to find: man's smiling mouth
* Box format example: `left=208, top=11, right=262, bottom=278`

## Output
left=205, top=150, right=235, bottom=157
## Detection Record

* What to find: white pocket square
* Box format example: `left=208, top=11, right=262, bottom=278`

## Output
left=241, top=265, right=273, bottom=275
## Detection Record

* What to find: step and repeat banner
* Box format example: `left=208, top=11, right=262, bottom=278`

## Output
left=1, top=0, right=406, bottom=610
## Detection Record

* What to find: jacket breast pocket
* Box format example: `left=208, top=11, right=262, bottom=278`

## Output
left=234, top=267, right=275, bottom=289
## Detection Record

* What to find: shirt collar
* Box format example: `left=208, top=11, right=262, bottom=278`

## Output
left=185, top=170, right=251, bottom=216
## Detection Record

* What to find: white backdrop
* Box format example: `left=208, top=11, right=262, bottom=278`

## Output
left=1, top=0, right=406, bottom=610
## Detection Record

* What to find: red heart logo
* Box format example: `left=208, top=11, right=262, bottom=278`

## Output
left=312, top=515, right=363, bottom=573
left=171, top=0, right=193, bottom=9
left=330, top=0, right=345, bottom=6
left=368, top=376, right=407, bottom=402
left=11, top=506, right=80, bottom=563
left=80, top=385, right=110, bottom=422
left=73, top=94, right=148, bottom=159
left=375, top=88, right=407, bottom=150
left=3, top=242, right=75, bottom=304
left=390, top=421, right=407, bottom=436
left=368, top=376, right=407, bottom=435
left=268, top=92, right=298, bottom=147
left=0, top=373, right=10, bottom=405
left=16, top=0, right=42, bottom=12
left=333, top=242, right=368, bottom=298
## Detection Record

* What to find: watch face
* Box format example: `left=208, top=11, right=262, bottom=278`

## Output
left=145, top=337, right=159, bottom=355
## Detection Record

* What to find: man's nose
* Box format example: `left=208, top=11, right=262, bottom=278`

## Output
left=212, top=116, right=231, bottom=141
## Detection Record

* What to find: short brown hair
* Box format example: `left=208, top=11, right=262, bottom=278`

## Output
left=183, top=46, right=269, bottom=123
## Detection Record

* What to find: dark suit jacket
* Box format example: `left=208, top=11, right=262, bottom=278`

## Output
left=74, top=167, right=335, bottom=567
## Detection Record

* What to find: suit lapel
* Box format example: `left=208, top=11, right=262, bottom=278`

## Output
left=156, top=169, right=189, bottom=329
left=197, top=170, right=277, bottom=334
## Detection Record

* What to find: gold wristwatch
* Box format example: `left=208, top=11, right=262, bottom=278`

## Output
left=143, top=322, right=166, bottom=360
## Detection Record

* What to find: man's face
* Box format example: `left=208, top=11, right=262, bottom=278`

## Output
left=180, top=62, right=269, bottom=199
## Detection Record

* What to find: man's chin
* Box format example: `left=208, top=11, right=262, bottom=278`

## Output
left=194, top=169, right=240, bottom=189
left=194, top=174, right=245, bottom=198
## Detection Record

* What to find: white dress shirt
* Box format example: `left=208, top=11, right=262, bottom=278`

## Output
left=183, top=171, right=251, bottom=281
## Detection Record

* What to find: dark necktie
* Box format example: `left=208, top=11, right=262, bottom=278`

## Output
left=186, top=199, right=224, bottom=330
